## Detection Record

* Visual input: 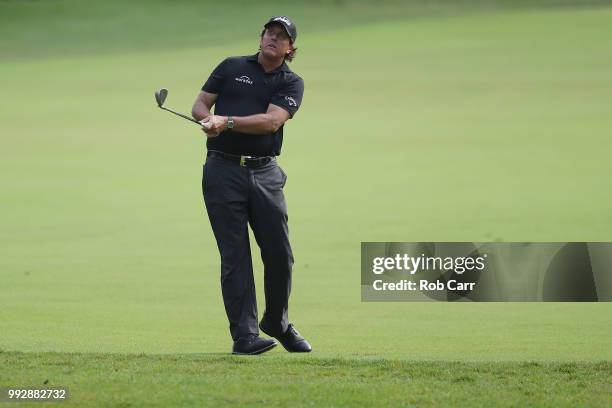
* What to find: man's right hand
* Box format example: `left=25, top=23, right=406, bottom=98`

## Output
left=200, top=115, right=228, bottom=138
left=199, top=117, right=218, bottom=138
left=191, top=91, right=219, bottom=137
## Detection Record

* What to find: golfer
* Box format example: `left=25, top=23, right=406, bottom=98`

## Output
left=191, top=16, right=311, bottom=355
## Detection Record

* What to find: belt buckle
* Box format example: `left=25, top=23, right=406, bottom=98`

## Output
left=240, top=155, right=252, bottom=167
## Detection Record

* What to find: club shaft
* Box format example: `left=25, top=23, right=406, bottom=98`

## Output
left=160, top=106, right=201, bottom=125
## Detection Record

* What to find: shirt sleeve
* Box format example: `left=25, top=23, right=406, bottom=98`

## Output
left=202, top=58, right=230, bottom=94
left=270, top=76, right=304, bottom=118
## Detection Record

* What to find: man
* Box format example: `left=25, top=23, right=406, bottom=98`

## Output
left=191, top=16, right=312, bottom=355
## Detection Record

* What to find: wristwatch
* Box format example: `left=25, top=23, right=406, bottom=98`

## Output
left=227, top=116, right=234, bottom=129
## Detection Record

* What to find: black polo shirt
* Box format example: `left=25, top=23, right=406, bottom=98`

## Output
left=201, top=53, right=304, bottom=157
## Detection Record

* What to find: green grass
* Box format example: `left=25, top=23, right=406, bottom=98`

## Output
left=2, top=0, right=611, bottom=60
left=1, top=0, right=612, bottom=406
left=1, top=353, right=610, bottom=407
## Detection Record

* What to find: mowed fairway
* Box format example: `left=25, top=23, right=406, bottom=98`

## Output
left=1, top=1, right=611, bottom=406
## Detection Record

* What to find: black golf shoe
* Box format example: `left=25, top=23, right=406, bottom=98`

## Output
left=259, top=321, right=312, bottom=353
left=232, top=334, right=278, bottom=355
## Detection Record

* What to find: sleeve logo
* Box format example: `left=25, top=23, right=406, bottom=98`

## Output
left=284, top=96, right=297, bottom=107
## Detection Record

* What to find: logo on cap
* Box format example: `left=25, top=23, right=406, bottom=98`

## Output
left=274, top=16, right=292, bottom=26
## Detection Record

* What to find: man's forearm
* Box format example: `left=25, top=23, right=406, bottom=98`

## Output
left=192, top=101, right=212, bottom=122
left=231, top=113, right=282, bottom=135
left=200, top=107, right=289, bottom=137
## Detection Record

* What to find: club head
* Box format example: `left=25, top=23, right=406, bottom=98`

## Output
left=155, top=88, right=168, bottom=107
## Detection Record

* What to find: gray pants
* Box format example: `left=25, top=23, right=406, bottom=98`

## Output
left=202, top=155, right=293, bottom=341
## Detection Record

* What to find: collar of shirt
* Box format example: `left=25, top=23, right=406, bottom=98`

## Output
left=247, top=52, right=291, bottom=73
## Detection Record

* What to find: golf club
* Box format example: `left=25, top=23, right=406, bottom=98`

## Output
left=155, top=88, right=209, bottom=128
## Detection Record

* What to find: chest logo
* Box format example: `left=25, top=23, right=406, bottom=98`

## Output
left=285, top=96, right=297, bottom=107
left=235, top=75, right=253, bottom=85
